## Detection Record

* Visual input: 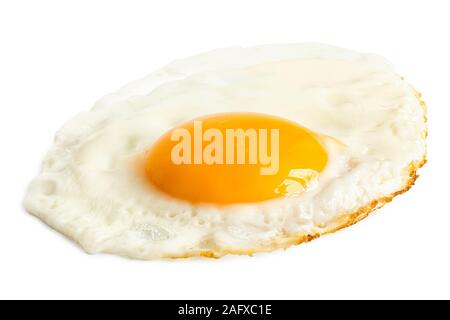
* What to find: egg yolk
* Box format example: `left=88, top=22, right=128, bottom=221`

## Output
left=145, top=113, right=328, bottom=205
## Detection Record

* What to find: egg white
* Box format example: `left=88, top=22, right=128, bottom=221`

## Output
left=24, top=43, right=426, bottom=259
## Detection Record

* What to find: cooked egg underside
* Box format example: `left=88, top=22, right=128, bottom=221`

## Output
left=24, top=44, right=427, bottom=259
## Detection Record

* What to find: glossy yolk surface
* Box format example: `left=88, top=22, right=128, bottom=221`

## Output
left=145, top=113, right=328, bottom=205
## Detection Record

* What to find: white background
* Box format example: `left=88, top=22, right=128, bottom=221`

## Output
left=1, top=0, right=449, bottom=300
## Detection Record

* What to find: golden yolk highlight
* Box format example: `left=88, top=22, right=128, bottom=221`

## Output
left=145, top=113, right=328, bottom=205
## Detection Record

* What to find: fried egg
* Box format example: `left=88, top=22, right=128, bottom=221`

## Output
left=24, top=43, right=427, bottom=259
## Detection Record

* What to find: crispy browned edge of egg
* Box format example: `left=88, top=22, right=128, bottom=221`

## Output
left=169, top=90, right=428, bottom=260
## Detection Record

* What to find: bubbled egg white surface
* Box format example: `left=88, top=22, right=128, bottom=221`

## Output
left=24, top=43, right=426, bottom=259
